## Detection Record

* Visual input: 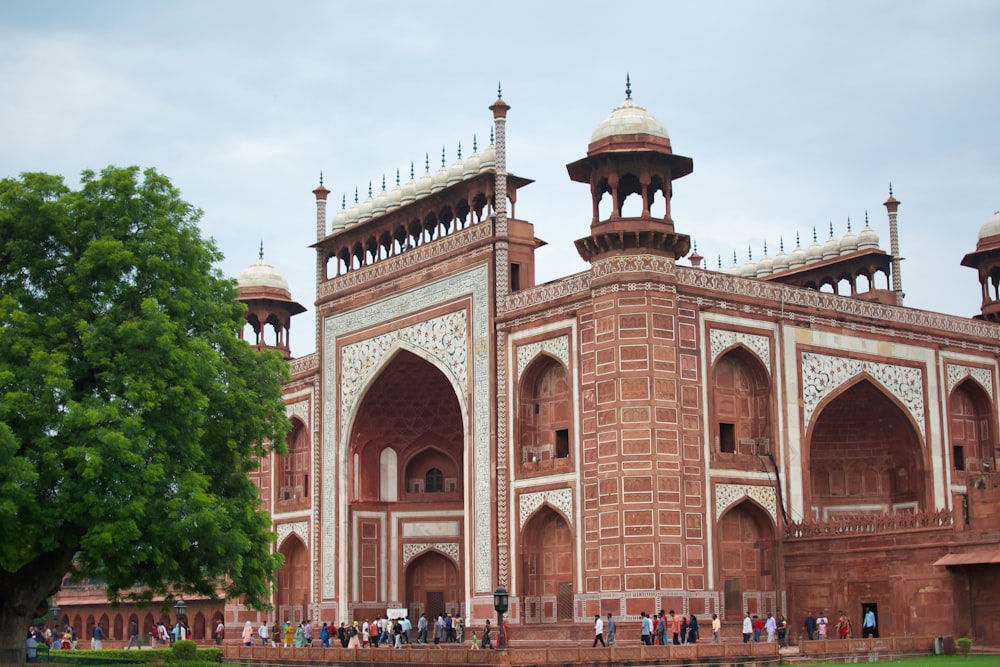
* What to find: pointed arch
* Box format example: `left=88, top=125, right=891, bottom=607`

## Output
left=717, top=500, right=777, bottom=618
left=948, top=378, right=995, bottom=473
left=405, top=550, right=462, bottom=619
left=276, top=533, right=309, bottom=626
left=516, top=353, right=572, bottom=472
left=520, top=505, right=574, bottom=624
left=806, top=377, right=927, bottom=519
left=711, top=346, right=772, bottom=457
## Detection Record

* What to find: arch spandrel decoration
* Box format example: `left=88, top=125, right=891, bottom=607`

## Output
left=323, top=264, right=490, bottom=597
left=801, top=351, right=925, bottom=439
left=402, top=542, right=460, bottom=567
left=276, top=521, right=309, bottom=549
left=946, top=363, right=995, bottom=402
left=709, top=329, right=771, bottom=373
left=286, top=400, right=309, bottom=425
left=516, top=336, right=570, bottom=382
left=341, top=310, right=468, bottom=438
left=518, top=488, right=573, bottom=530
left=715, top=483, right=777, bottom=525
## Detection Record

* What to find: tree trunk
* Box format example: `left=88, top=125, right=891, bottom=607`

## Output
left=0, top=551, right=74, bottom=665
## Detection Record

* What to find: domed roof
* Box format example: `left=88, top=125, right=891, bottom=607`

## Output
left=372, top=178, right=389, bottom=215
left=590, top=96, right=670, bottom=144
left=401, top=164, right=417, bottom=204
left=431, top=149, right=449, bottom=193
left=805, top=229, right=824, bottom=264
left=858, top=217, right=879, bottom=249
left=386, top=172, right=403, bottom=212
left=822, top=225, right=841, bottom=259
left=464, top=144, right=481, bottom=177
left=756, top=244, right=774, bottom=277
left=789, top=235, right=807, bottom=268
left=331, top=194, right=348, bottom=232
left=978, top=210, right=1000, bottom=240
left=840, top=219, right=859, bottom=254
left=237, top=252, right=290, bottom=293
left=772, top=240, right=790, bottom=271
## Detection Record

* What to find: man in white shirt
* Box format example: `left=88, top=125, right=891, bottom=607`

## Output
left=742, top=612, right=753, bottom=643
left=765, top=614, right=777, bottom=642
left=258, top=621, right=269, bottom=647
left=711, top=614, right=721, bottom=643
left=592, top=614, right=605, bottom=647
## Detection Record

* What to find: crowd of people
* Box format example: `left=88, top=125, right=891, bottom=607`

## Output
left=238, top=613, right=471, bottom=649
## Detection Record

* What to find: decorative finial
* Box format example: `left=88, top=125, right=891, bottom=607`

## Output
left=319, top=171, right=324, bottom=186
left=733, top=251, right=738, bottom=264
left=717, top=255, right=723, bottom=270
left=780, top=237, right=785, bottom=252
left=693, top=240, right=698, bottom=252
left=473, top=134, right=478, bottom=152
left=410, top=161, right=415, bottom=180
left=796, top=231, right=801, bottom=246
left=497, top=81, right=502, bottom=99
left=457, top=141, right=462, bottom=160
left=395, top=169, right=401, bottom=187
left=813, top=226, right=818, bottom=242
left=441, top=147, right=446, bottom=168
left=424, top=153, right=430, bottom=173
left=368, top=181, right=372, bottom=198
left=865, top=209, right=870, bottom=226
left=889, top=182, right=893, bottom=197
left=490, top=127, right=495, bottom=145
left=748, top=246, right=753, bottom=261
left=625, top=73, right=632, bottom=100
left=381, top=175, right=386, bottom=192
left=341, top=193, right=346, bottom=210
left=763, top=240, right=768, bottom=255
left=847, top=216, right=852, bottom=232
left=258, top=240, right=264, bottom=260
left=354, top=187, right=359, bottom=204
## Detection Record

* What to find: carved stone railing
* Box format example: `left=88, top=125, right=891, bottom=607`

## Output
left=783, top=508, right=953, bottom=539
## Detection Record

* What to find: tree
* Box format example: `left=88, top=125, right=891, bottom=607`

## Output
left=0, top=166, right=290, bottom=658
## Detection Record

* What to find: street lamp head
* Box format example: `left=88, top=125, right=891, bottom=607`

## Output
left=493, top=585, right=508, bottom=615
left=49, top=603, right=61, bottom=622
left=174, top=598, right=187, bottom=620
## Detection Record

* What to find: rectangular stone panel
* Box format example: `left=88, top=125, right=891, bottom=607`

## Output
left=652, top=313, right=675, bottom=340
left=625, top=572, right=655, bottom=590
left=623, top=475, right=653, bottom=503
left=621, top=406, right=651, bottom=423
left=596, top=379, right=616, bottom=404
left=618, top=313, right=648, bottom=338
left=659, top=572, right=683, bottom=589
left=601, top=575, right=622, bottom=591
left=595, top=347, right=616, bottom=375
left=655, top=406, right=678, bottom=424
left=597, top=408, right=618, bottom=427
left=624, top=542, right=654, bottom=567
left=623, top=509, right=654, bottom=536
left=658, top=475, right=681, bottom=503
left=685, top=512, right=704, bottom=539
left=659, top=541, right=682, bottom=566
left=621, top=377, right=650, bottom=400
left=679, top=322, right=698, bottom=348
left=653, top=377, right=677, bottom=401
left=601, top=543, right=621, bottom=567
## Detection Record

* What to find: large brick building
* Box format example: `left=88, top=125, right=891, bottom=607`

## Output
left=57, top=84, right=1000, bottom=645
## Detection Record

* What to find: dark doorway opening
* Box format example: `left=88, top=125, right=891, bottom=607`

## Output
left=861, top=602, right=879, bottom=638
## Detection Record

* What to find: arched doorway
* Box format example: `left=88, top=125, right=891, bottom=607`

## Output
left=948, top=380, right=995, bottom=476
left=517, top=355, right=572, bottom=474
left=405, top=551, right=461, bottom=619
left=276, top=535, right=309, bottom=624
left=717, top=500, right=776, bottom=618
left=711, top=347, right=771, bottom=459
left=520, top=505, right=573, bottom=624
left=349, top=349, right=465, bottom=615
left=808, top=379, right=926, bottom=518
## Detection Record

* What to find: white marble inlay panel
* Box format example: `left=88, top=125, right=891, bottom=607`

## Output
left=518, top=488, right=573, bottom=530
left=516, top=336, right=570, bottom=382
left=946, top=363, right=994, bottom=401
left=801, top=352, right=925, bottom=439
left=709, top=329, right=771, bottom=373
left=715, top=484, right=777, bottom=525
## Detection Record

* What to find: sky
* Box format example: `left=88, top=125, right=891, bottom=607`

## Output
left=3, top=1, right=999, bottom=356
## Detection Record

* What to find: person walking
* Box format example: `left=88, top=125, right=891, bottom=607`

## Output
left=241, top=621, right=253, bottom=647
left=765, top=613, right=777, bottom=642
left=742, top=612, right=752, bottom=643
left=862, top=608, right=877, bottom=638
left=687, top=615, right=699, bottom=644
left=592, top=614, right=606, bottom=647
left=125, top=620, right=141, bottom=649
left=711, top=613, right=721, bottom=643
left=606, top=613, right=617, bottom=647
left=91, top=623, right=104, bottom=650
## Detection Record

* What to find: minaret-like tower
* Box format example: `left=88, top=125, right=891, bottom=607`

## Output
left=961, top=210, right=1000, bottom=321
left=567, top=75, right=693, bottom=272
left=236, top=243, right=307, bottom=359
left=883, top=184, right=903, bottom=305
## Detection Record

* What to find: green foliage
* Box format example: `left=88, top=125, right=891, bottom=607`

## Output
left=169, top=640, right=198, bottom=661
left=956, top=636, right=973, bottom=657
left=0, top=167, right=290, bottom=647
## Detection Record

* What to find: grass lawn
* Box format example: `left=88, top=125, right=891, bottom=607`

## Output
left=802, top=656, right=1000, bottom=666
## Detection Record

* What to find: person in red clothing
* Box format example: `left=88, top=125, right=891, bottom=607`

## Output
left=671, top=611, right=682, bottom=645
left=752, top=615, right=764, bottom=642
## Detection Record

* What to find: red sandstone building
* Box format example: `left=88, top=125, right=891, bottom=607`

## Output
left=57, top=85, right=1000, bottom=645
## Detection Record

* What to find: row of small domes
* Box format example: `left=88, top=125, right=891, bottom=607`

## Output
left=330, top=139, right=496, bottom=233
left=723, top=218, right=880, bottom=278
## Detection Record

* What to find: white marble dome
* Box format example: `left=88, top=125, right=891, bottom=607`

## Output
left=978, top=210, right=1000, bottom=240
left=591, top=97, right=670, bottom=144
left=858, top=221, right=880, bottom=249
left=238, top=256, right=290, bottom=292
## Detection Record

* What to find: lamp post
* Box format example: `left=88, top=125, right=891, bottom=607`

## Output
left=174, top=599, right=187, bottom=624
left=493, top=585, right=508, bottom=649
left=49, top=602, right=61, bottom=627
